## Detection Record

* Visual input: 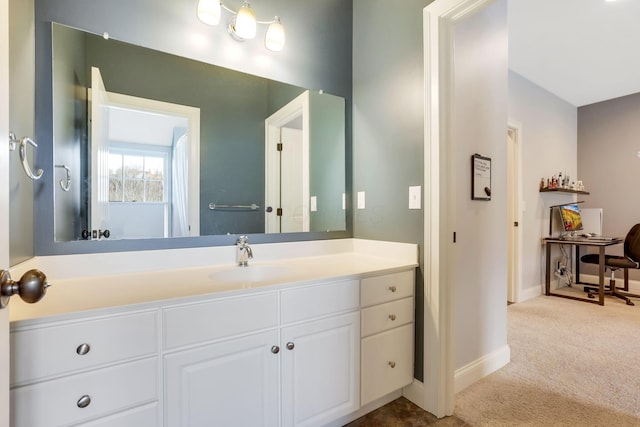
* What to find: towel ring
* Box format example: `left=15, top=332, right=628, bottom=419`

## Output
left=55, top=164, right=71, bottom=191
left=9, top=132, right=44, bottom=180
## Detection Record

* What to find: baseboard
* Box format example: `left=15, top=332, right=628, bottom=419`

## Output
left=518, top=285, right=542, bottom=302
left=454, top=345, right=510, bottom=394
left=402, top=379, right=425, bottom=409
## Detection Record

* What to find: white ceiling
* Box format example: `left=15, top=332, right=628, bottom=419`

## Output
left=508, top=0, right=640, bottom=107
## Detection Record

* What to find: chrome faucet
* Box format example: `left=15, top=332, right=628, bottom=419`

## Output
left=236, top=235, right=253, bottom=266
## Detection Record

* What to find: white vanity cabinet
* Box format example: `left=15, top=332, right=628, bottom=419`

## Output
left=360, top=270, right=415, bottom=406
left=10, top=260, right=417, bottom=427
left=163, top=279, right=360, bottom=427
left=10, top=310, right=160, bottom=427
left=163, top=292, right=280, bottom=426
left=280, top=280, right=360, bottom=427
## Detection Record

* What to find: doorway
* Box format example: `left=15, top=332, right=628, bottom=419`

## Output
left=507, top=122, right=523, bottom=303
left=264, top=91, right=310, bottom=234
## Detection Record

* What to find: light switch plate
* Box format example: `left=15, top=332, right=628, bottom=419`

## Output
left=357, top=191, right=366, bottom=209
left=342, top=193, right=346, bottom=210
left=310, top=196, right=317, bottom=212
left=409, top=186, right=421, bottom=209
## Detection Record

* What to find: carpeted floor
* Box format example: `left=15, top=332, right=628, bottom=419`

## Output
left=455, top=294, right=640, bottom=426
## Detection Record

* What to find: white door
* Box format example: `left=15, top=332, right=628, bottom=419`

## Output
left=90, top=67, right=111, bottom=234
left=281, top=312, right=360, bottom=427
left=164, top=330, right=280, bottom=427
left=265, top=91, right=310, bottom=233
left=1, top=0, right=11, bottom=423
left=280, top=127, right=304, bottom=233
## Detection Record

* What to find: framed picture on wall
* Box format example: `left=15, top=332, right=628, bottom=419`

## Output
left=471, top=154, right=491, bottom=201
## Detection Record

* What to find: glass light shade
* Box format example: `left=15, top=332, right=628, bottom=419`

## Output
left=265, top=18, right=285, bottom=52
left=197, top=0, right=221, bottom=25
left=234, top=2, right=257, bottom=39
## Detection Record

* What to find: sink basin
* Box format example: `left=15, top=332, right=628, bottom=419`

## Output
left=209, top=265, right=291, bottom=284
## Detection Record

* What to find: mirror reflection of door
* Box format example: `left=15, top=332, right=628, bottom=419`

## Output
left=265, top=92, right=310, bottom=234
left=89, top=67, right=200, bottom=239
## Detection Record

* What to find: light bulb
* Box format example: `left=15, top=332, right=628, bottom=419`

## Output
left=197, top=0, right=221, bottom=26
left=234, top=2, right=257, bottom=39
left=265, top=17, right=285, bottom=52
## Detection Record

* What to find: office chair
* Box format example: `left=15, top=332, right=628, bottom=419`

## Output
left=581, top=223, right=640, bottom=306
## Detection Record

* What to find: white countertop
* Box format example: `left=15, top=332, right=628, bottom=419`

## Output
left=9, top=239, right=418, bottom=325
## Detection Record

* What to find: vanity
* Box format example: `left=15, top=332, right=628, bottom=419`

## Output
left=8, top=239, right=417, bottom=427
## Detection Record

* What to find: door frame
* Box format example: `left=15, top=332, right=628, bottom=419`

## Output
left=264, top=91, right=310, bottom=234
left=410, top=0, right=497, bottom=418
left=507, top=120, right=523, bottom=303
left=1, top=0, right=11, bottom=422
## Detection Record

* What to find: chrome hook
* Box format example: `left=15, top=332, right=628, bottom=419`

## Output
left=55, top=164, right=71, bottom=191
left=9, top=132, right=44, bottom=180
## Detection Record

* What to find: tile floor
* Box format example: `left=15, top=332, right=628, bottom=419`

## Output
left=344, top=397, right=468, bottom=426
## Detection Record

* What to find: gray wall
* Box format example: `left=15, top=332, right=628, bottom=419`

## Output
left=9, top=0, right=35, bottom=266
left=33, top=0, right=353, bottom=255
left=508, top=71, right=578, bottom=296
left=352, top=0, right=432, bottom=381
left=578, top=92, right=640, bottom=279
left=453, top=0, right=508, bottom=371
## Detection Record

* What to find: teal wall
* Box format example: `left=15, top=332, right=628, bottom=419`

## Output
left=352, top=0, right=434, bottom=381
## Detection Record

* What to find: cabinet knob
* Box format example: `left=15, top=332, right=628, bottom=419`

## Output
left=389, top=314, right=397, bottom=321
left=388, top=361, right=396, bottom=368
left=76, top=343, right=91, bottom=355
left=77, top=395, right=91, bottom=408
left=286, top=342, right=295, bottom=350
left=271, top=345, right=280, bottom=354
left=388, top=286, right=397, bottom=293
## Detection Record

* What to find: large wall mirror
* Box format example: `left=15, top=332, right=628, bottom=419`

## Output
left=33, top=0, right=352, bottom=256
left=50, top=23, right=347, bottom=244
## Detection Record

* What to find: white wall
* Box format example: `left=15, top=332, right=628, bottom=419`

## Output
left=508, top=71, right=578, bottom=299
left=453, top=0, right=508, bottom=371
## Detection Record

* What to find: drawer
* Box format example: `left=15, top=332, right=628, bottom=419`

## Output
left=75, top=403, right=158, bottom=427
left=361, top=297, right=413, bottom=337
left=164, top=292, right=278, bottom=350
left=281, top=279, right=359, bottom=324
left=11, top=311, right=158, bottom=386
left=360, top=270, right=414, bottom=307
left=361, top=324, right=414, bottom=406
left=11, top=357, right=157, bottom=427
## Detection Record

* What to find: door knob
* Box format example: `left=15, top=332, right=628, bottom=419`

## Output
left=0, top=269, right=50, bottom=309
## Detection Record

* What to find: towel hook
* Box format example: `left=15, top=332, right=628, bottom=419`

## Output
left=9, top=132, right=44, bottom=180
left=55, top=164, right=71, bottom=191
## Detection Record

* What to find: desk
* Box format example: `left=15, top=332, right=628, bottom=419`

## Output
left=544, top=237, right=623, bottom=306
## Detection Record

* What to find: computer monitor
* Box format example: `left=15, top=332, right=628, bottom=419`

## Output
left=559, top=203, right=584, bottom=233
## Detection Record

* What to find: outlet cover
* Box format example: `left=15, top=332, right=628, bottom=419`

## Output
left=409, top=186, right=421, bottom=209
left=357, top=191, right=366, bottom=209
left=310, top=196, right=317, bottom=212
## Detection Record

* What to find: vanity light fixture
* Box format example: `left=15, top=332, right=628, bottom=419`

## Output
left=196, top=0, right=286, bottom=52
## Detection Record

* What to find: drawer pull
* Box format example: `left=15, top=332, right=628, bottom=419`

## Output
left=388, top=361, right=396, bottom=368
left=76, top=343, right=91, bottom=355
left=389, top=314, right=397, bottom=321
left=286, top=342, right=295, bottom=350
left=389, top=286, right=397, bottom=293
left=77, top=395, right=91, bottom=408
left=271, top=345, right=280, bottom=354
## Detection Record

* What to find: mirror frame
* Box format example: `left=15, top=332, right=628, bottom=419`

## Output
left=33, top=0, right=353, bottom=255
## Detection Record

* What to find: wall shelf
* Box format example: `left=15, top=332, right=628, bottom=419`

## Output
left=540, top=188, right=590, bottom=195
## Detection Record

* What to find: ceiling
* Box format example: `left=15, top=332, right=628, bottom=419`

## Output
left=508, top=0, right=640, bottom=107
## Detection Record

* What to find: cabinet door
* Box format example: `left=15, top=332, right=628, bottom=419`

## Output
left=281, top=312, right=360, bottom=427
left=164, top=330, right=280, bottom=427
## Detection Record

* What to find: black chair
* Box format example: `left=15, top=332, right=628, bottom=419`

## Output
left=580, top=223, right=640, bottom=306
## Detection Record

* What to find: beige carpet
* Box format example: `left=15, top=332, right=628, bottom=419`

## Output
left=454, top=294, right=640, bottom=426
